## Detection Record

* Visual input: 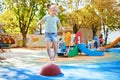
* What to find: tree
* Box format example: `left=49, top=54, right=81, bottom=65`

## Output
left=4, top=0, right=49, bottom=47
left=56, top=0, right=101, bottom=36
left=55, top=0, right=83, bottom=33
left=0, top=10, right=19, bottom=34
left=82, top=5, right=101, bottom=39
left=91, top=0, right=120, bottom=44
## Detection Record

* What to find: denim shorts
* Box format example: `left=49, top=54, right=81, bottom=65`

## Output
left=45, top=33, right=57, bottom=42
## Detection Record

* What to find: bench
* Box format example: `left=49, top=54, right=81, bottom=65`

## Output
left=0, top=35, right=15, bottom=52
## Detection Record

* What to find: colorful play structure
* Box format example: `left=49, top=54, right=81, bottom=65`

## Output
left=57, top=31, right=104, bottom=57
left=58, top=31, right=120, bottom=57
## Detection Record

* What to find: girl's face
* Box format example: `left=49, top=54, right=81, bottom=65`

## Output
left=49, top=6, right=59, bottom=16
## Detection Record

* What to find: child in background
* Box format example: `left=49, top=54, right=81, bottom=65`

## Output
left=88, top=40, right=92, bottom=49
left=99, top=34, right=104, bottom=47
left=94, top=35, right=99, bottom=48
left=38, top=4, right=64, bottom=61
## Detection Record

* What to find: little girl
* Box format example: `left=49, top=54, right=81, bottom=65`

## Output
left=38, top=4, right=64, bottom=61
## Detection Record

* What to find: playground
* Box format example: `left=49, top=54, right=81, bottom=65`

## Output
left=0, top=41, right=120, bottom=80
left=0, top=0, right=120, bottom=80
left=0, top=17, right=120, bottom=80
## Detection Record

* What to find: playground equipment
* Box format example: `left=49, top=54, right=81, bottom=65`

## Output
left=75, top=31, right=82, bottom=44
left=40, top=63, right=61, bottom=76
left=57, top=31, right=104, bottom=57
left=57, top=43, right=104, bottom=57
left=57, top=44, right=78, bottom=57
left=78, top=43, right=104, bottom=56
left=64, top=31, right=71, bottom=46
left=104, top=37, right=120, bottom=49
left=57, top=31, right=79, bottom=57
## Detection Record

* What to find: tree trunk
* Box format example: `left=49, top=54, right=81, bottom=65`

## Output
left=104, top=28, right=108, bottom=45
left=22, top=33, right=27, bottom=47
left=92, top=25, right=97, bottom=39
left=103, top=23, right=108, bottom=45
left=39, top=24, right=42, bottom=35
left=73, top=24, right=78, bottom=34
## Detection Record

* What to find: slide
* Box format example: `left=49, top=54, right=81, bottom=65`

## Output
left=104, top=37, right=120, bottom=49
left=78, top=44, right=104, bottom=56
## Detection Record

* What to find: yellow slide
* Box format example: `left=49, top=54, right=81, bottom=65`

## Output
left=104, top=37, right=120, bottom=49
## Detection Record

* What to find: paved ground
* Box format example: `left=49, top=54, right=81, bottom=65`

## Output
left=0, top=48, right=111, bottom=63
left=0, top=48, right=120, bottom=80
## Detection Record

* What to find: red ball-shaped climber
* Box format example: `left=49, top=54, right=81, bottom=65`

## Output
left=40, top=63, right=61, bottom=76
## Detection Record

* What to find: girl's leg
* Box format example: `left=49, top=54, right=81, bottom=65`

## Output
left=52, top=41, right=57, bottom=60
left=46, top=41, right=52, bottom=60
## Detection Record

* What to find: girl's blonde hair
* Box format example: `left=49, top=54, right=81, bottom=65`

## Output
left=49, top=5, right=59, bottom=12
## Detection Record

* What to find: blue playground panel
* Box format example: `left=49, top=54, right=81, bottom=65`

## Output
left=0, top=48, right=120, bottom=80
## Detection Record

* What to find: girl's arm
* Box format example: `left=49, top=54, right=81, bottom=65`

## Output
left=38, top=19, right=44, bottom=25
left=58, top=22, right=64, bottom=31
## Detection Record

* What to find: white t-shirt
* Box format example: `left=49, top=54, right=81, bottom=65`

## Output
left=42, top=14, right=60, bottom=33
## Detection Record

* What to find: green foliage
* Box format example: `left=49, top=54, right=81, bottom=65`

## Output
left=0, top=10, right=20, bottom=34
left=3, top=0, right=50, bottom=34
left=91, top=0, right=120, bottom=30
